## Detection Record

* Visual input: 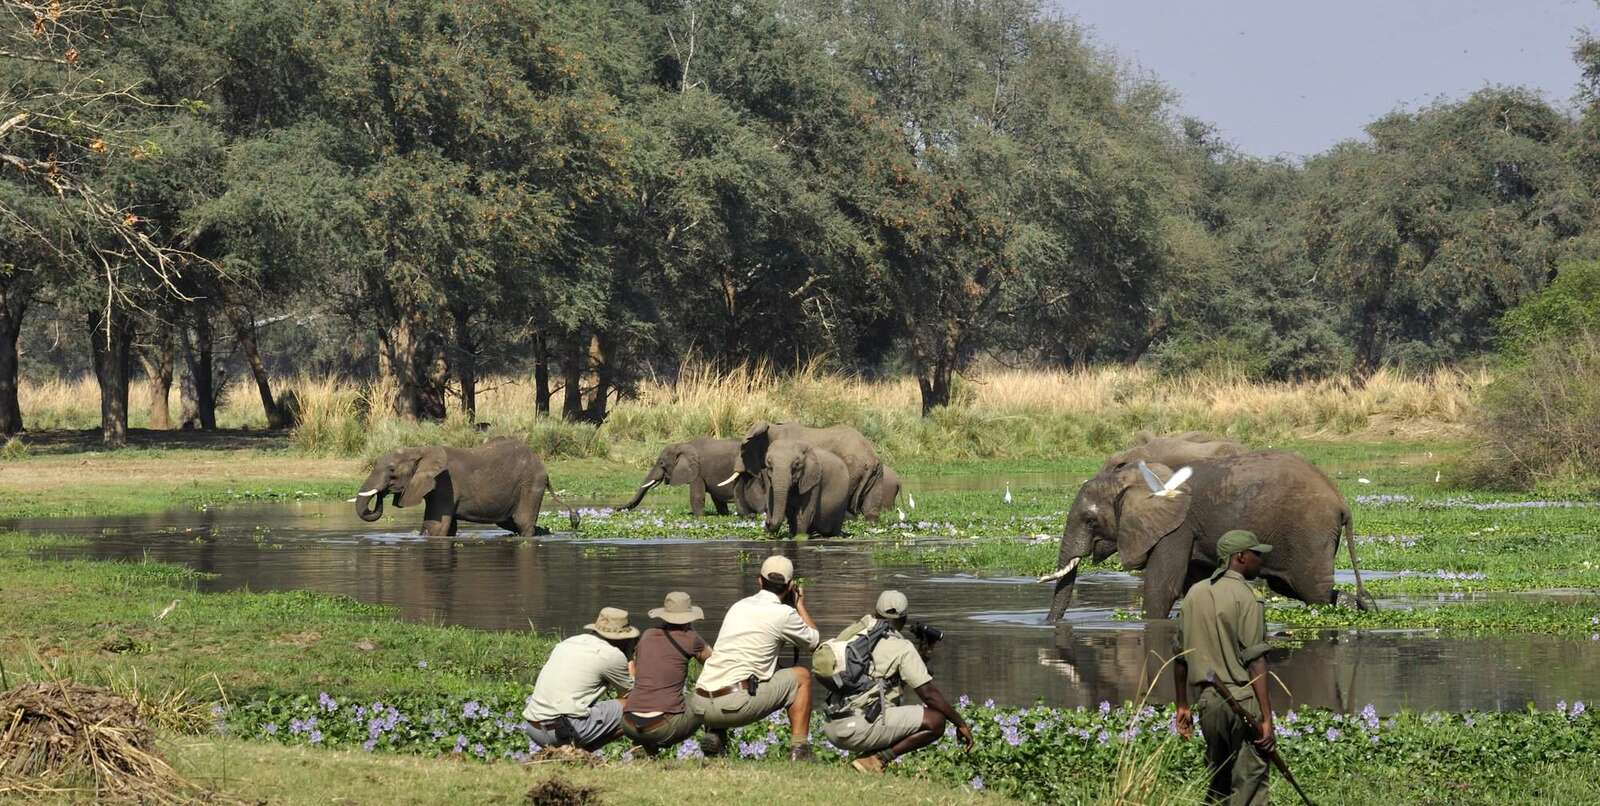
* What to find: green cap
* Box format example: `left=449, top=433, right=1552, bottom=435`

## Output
left=1217, top=529, right=1273, bottom=559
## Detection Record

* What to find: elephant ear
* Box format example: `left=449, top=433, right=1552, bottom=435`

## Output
left=398, top=446, right=449, bottom=508
left=1114, top=462, right=1189, bottom=570
left=736, top=422, right=773, bottom=475
left=669, top=449, right=697, bottom=485
left=797, top=448, right=824, bottom=494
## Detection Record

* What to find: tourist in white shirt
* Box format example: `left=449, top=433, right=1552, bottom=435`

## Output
left=689, top=555, right=820, bottom=760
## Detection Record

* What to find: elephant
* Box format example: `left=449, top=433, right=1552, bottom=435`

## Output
left=352, top=436, right=579, bottom=537
left=1043, top=451, right=1371, bottom=622
left=1101, top=432, right=1245, bottom=473
left=863, top=467, right=902, bottom=522
left=618, top=438, right=762, bottom=516
left=726, top=421, right=884, bottom=520
left=761, top=439, right=852, bottom=537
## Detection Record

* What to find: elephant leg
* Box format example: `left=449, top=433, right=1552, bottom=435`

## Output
left=526, top=485, right=548, bottom=535
left=1140, top=529, right=1196, bottom=619
left=420, top=494, right=453, bottom=537
left=689, top=477, right=706, bottom=517
left=712, top=495, right=731, bottom=516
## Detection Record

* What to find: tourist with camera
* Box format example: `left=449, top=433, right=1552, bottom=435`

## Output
left=815, top=590, right=973, bottom=773
left=688, top=555, right=821, bottom=760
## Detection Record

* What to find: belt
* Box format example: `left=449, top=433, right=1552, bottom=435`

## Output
left=624, top=712, right=672, bottom=728
left=531, top=717, right=568, bottom=730
left=695, top=681, right=749, bottom=698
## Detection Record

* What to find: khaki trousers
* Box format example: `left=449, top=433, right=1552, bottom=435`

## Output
left=1197, top=689, right=1270, bottom=806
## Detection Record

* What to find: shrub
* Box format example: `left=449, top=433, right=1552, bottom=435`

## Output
left=1471, top=330, right=1600, bottom=491
left=1497, top=259, right=1600, bottom=362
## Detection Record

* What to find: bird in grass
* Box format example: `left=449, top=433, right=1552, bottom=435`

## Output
left=1004, top=483, right=1013, bottom=504
left=1138, top=460, right=1191, bottom=499
left=908, top=493, right=916, bottom=510
left=156, top=599, right=179, bottom=620
left=897, top=507, right=907, bottom=523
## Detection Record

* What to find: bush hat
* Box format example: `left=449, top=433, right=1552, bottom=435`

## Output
left=649, top=591, right=704, bottom=625
left=585, top=607, right=640, bottom=640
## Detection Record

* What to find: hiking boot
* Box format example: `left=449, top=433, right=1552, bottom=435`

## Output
left=789, top=743, right=815, bottom=762
left=700, top=731, right=727, bottom=757
left=850, top=754, right=886, bottom=774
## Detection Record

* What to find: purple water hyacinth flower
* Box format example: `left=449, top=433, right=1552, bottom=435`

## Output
left=417, top=660, right=429, bottom=669
left=210, top=703, right=225, bottom=717
left=1096, top=730, right=1109, bottom=744
left=1002, top=725, right=1022, bottom=746
left=1464, top=715, right=1475, bottom=727
left=1284, top=709, right=1298, bottom=724
left=1369, top=735, right=1380, bottom=745
left=766, top=710, right=788, bottom=725
left=432, top=729, right=445, bottom=740
left=1325, top=727, right=1341, bottom=742
left=463, top=701, right=482, bottom=719
left=263, top=723, right=278, bottom=735
left=308, top=729, right=323, bottom=744
left=1558, top=700, right=1569, bottom=715
left=677, top=738, right=704, bottom=760
left=958, top=695, right=971, bottom=709
left=289, top=718, right=305, bottom=735
left=354, top=706, right=367, bottom=720
left=1098, top=701, right=1111, bottom=716
left=984, top=698, right=996, bottom=708
left=362, top=738, right=377, bottom=752
left=319, top=692, right=337, bottom=712
left=968, top=776, right=985, bottom=791
left=944, top=724, right=956, bottom=740
left=1572, top=701, right=1587, bottom=718
left=472, top=743, right=487, bottom=757
left=453, top=735, right=468, bottom=753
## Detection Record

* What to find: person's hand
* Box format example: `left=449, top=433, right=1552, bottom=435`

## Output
left=957, top=722, right=974, bottom=751
left=1175, top=706, right=1193, bottom=739
left=1252, top=720, right=1275, bottom=755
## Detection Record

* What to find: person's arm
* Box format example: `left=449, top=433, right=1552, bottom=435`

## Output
left=1239, top=599, right=1273, bottom=754
left=604, top=654, right=635, bottom=698
left=781, top=587, right=821, bottom=650
left=916, top=682, right=973, bottom=751
left=1173, top=656, right=1192, bottom=739
left=792, top=584, right=817, bottom=630
left=694, top=632, right=713, bottom=662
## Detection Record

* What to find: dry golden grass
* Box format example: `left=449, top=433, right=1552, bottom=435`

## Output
left=14, top=364, right=1484, bottom=461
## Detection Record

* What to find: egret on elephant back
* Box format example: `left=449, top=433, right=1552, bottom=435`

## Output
left=1042, top=450, right=1374, bottom=622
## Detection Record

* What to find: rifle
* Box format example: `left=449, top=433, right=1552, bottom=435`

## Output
left=1200, top=672, right=1315, bottom=806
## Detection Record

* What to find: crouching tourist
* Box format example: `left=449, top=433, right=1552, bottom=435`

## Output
left=622, top=592, right=713, bottom=755
left=816, top=590, right=973, bottom=773
left=522, top=607, right=639, bottom=751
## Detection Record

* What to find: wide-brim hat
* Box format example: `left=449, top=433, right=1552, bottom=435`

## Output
left=649, top=591, right=705, bottom=625
left=585, top=606, right=641, bottom=640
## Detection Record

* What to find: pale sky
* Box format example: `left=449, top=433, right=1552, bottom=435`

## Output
left=1055, top=0, right=1600, bottom=158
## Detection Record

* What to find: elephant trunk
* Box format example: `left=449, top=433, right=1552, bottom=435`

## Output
left=1044, top=563, right=1080, bottom=623
left=766, top=469, right=791, bottom=534
left=356, top=490, right=386, bottom=522
left=1045, top=506, right=1094, bottom=623
left=619, top=468, right=664, bottom=511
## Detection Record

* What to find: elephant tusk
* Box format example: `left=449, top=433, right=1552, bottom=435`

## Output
left=346, top=497, right=358, bottom=503
left=1037, top=557, right=1081, bottom=584
left=357, top=489, right=379, bottom=497
left=716, top=473, right=740, bottom=487
left=639, top=480, right=659, bottom=490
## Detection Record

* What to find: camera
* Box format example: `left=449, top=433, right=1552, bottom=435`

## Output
left=909, top=621, right=944, bottom=645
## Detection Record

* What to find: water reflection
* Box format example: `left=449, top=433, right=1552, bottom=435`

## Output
left=6, top=503, right=1599, bottom=714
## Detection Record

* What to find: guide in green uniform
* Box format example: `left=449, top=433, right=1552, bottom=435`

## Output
left=1173, top=530, right=1276, bottom=806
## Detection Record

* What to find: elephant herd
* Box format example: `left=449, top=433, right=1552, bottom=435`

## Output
left=352, top=428, right=1372, bottom=623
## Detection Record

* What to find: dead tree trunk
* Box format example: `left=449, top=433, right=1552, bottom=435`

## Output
left=0, top=286, right=25, bottom=436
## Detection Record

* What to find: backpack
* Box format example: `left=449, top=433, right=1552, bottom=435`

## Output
left=812, top=618, right=897, bottom=717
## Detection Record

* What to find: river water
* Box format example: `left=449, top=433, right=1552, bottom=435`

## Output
left=6, top=502, right=1599, bottom=714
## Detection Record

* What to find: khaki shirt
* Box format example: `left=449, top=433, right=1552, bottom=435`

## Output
left=836, top=616, right=934, bottom=713
left=523, top=633, right=634, bottom=721
left=698, top=590, right=821, bottom=690
left=1176, top=569, right=1270, bottom=700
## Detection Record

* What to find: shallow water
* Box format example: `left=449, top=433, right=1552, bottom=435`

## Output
left=6, top=502, right=1600, bottom=714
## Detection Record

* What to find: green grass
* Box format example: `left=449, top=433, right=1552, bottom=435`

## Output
left=0, top=531, right=555, bottom=700
left=157, top=738, right=1005, bottom=805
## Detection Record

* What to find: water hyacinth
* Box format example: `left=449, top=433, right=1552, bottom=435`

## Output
left=222, top=691, right=1600, bottom=801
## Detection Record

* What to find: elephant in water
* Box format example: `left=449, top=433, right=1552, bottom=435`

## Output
left=761, top=439, right=852, bottom=536
left=1043, top=451, right=1372, bottom=622
left=618, top=437, right=764, bottom=516
left=727, top=421, right=885, bottom=521
left=352, top=436, right=578, bottom=537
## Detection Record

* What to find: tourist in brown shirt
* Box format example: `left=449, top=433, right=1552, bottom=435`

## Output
left=622, top=591, right=713, bottom=755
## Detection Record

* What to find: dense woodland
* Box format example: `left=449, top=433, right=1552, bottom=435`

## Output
left=3, top=0, right=1600, bottom=446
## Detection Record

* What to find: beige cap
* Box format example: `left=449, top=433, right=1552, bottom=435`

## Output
left=875, top=590, right=909, bottom=618
left=584, top=607, right=640, bottom=640
left=759, top=555, right=795, bottom=584
left=648, top=591, right=705, bottom=625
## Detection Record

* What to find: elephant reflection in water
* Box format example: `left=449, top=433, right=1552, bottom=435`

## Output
left=1039, top=623, right=1363, bottom=713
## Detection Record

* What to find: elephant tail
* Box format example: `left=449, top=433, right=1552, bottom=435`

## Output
left=547, top=480, right=582, bottom=531
left=1342, top=508, right=1374, bottom=609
